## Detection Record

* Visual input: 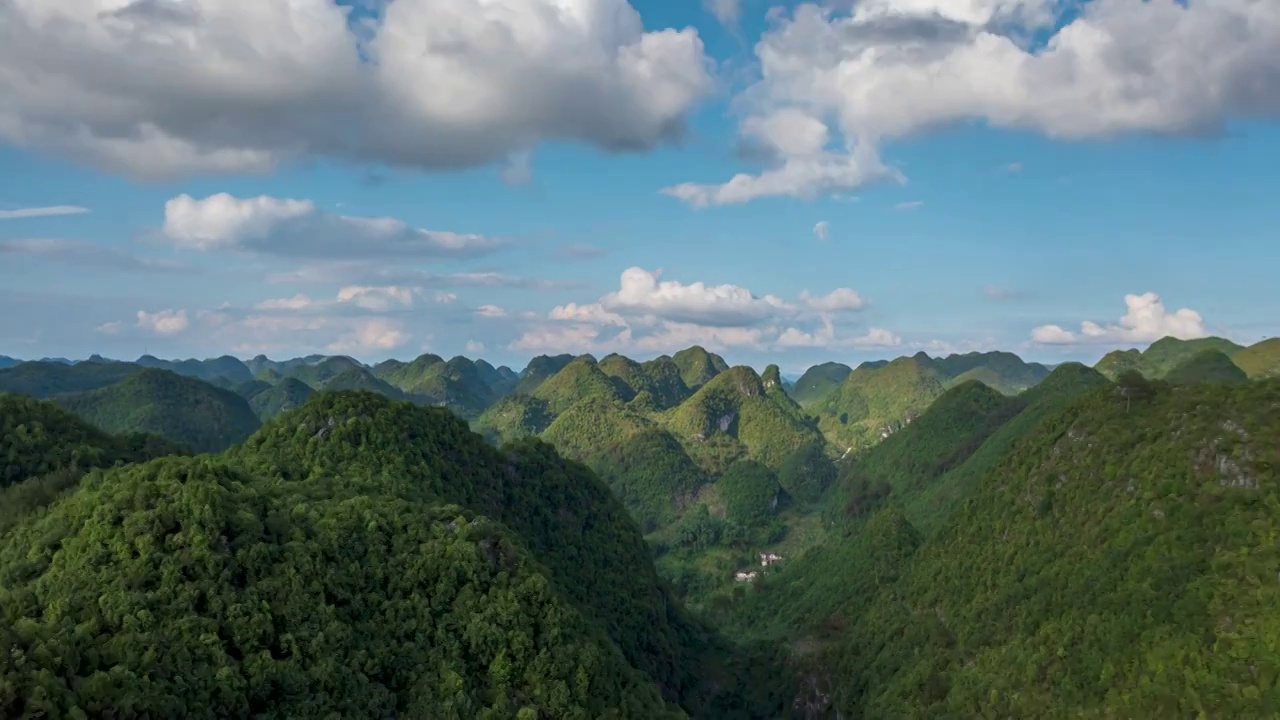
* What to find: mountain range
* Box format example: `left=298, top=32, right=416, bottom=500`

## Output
left=2, top=334, right=1278, bottom=716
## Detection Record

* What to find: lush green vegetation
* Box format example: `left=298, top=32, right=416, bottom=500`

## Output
left=670, top=346, right=729, bottom=391
left=136, top=353, right=255, bottom=385
left=818, top=353, right=946, bottom=451
left=1232, top=337, right=1280, bottom=379
left=542, top=398, right=706, bottom=531
left=52, top=368, right=262, bottom=453
left=667, top=366, right=823, bottom=472
left=532, top=357, right=630, bottom=414
left=1165, top=349, right=1250, bottom=385
left=788, top=362, right=851, bottom=408
left=7, top=342, right=1278, bottom=717
left=471, top=394, right=555, bottom=445
left=0, top=359, right=141, bottom=397
left=1095, top=336, right=1245, bottom=380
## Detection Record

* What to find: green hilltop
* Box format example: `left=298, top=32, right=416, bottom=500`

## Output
left=817, top=353, right=946, bottom=452
left=671, top=346, right=730, bottom=391
left=51, top=368, right=262, bottom=453
left=1095, top=335, right=1245, bottom=380
left=1232, top=337, right=1280, bottom=379
left=788, top=361, right=852, bottom=408
left=1165, top=349, right=1250, bottom=385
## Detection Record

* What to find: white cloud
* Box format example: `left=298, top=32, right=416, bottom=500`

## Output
left=465, top=340, right=486, bottom=354
left=254, top=285, right=419, bottom=313
left=1031, top=292, right=1209, bottom=345
left=163, top=193, right=503, bottom=259
left=894, top=200, right=925, bottom=211
left=0, top=0, right=712, bottom=179
left=0, top=205, right=90, bottom=220
left=136, top=309, right=189, bottom=335
left=813, top=221, right=830, bottom=240
left=335, top=285, right=416, bottom=312
left=801, top=288, right=865, bottom=313
left=94, top=321, right=122, bottom=335
left=512, top=267, right=881, bottom=353
left=776, top=316, right=901, bottom=349
left=327, top=318, right=409, bottom=354
left=476, top=305, right=508, bottom=319
left=601, top=267, right=795, bottom=327
left=983, top=285, right=1019, bottom=300
left=665, top=0, right=1280, bottom=205
left=265, top=262, right=572, bottom=291
left=1005, top=161, right=1024, bottom=173
left=435, top=292, right=458, bottom=304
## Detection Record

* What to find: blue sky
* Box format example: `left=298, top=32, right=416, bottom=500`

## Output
left=1, top=0, right=1277, bottom=373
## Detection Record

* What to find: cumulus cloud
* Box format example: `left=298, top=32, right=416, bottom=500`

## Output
left=0, top=205, right=90, bottom=220
left=327, top=318, right=409, bottom=354
left=813, top=221, right=830, bottom=240
left=1031, top=292, right=1209, bottom=345
left=776, top=316, right=901, bottom=349
left=0, top=0, right=712, bottom=179
left=162, top=193, right=503, bottom=259
left=664, top=0, right=1280, bottom=205
left=136, top=309, right=189, bottom=335
left=601, top=267, right=795, bottom=327
left=510, top=266, right=884, bottom=353
left=801, top=288, right=865, bottom=313
left=255, top=285, right=421, bottom=314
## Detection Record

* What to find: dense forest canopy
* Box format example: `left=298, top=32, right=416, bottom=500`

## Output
left=1, top=336, right=1277, bottom=716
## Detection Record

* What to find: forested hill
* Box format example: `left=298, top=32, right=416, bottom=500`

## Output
left=0, top=391, right=784, bottom=718
left=727, top=377, right=1280, bottom=717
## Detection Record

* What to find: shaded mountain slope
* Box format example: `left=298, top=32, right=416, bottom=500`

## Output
left=0, top=359, right=141, bottom=397
left=818, top=353, right=946, bottom=451
left=789, top=362, right=852, bottom=408
left=53, top=368, right=261, bottom=453
left=1166, top=349, right=1250, bottom=385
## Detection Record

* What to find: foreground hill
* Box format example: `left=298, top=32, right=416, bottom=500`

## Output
left=734, top=376, right=1280, bottom=717
left=52, top=368, right=261, bottom=453
left=1, top=391, right=782, bottom=717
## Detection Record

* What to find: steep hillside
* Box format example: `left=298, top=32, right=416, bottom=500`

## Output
left=283, top=355, right=371, bottom=388
left=0, top=455, right=683, bottom=718
left=1096, top=336, right=1244, bottom=380
left=475, top=358, right=519, bottom=396
left=514, top=353, right=576, bottom=395
left=0, top=393, right=184, bottom=535
left=470, top=395, right=555, bottom=445
left=226, top=392, right=729, bottom=710
left=823, top=379, right=1280, bottom=717
left=375, top=354, right=499, bottom=418
left=531, top=356, right=630, bottom=414
left=0, top=359, right=140, bottom=397
left=0, top=356, right=18, bottom=369
left=53, top=369, right=261, bottom=453
left=247, top=376, right=315, bottom=420
left=1, top=393, right=178, bottom=490
left=667, top=366, right=824, bottom=472
left=1166, top=349, right=1249, bottom=385
left=542, top=397, right=706, bottom=530
left=789, top=362, right=852, bottom=408
left=1232, top=337, right=1280, bottom=379
left=600, top=353, right=692, bottom=410
left=671, top=346, right=729, bottom=390
left=818, top=353, right=946, bottom=452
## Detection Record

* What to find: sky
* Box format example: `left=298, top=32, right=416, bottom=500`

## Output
left=1, top=0, right=1277, bottom=373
